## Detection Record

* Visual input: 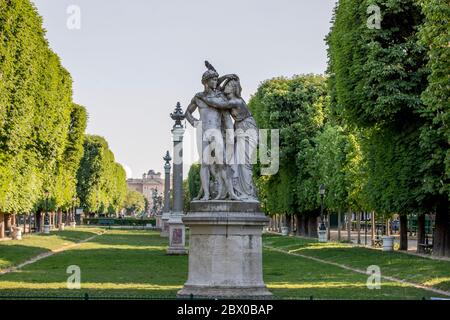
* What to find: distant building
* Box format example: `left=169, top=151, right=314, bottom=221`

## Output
left=127, top=170, right=164, bottom=213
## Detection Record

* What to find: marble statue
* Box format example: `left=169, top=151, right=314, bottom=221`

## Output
left=184, top=61, right=258, bottom=201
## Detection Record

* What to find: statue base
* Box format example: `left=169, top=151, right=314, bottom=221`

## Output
left=177, top=200, right=272, bottom=299
left=160, top=212, right=170, bottom=237
left=155, top=215, right=162, bottom=230
left=167, top=212, right=187, bottom=255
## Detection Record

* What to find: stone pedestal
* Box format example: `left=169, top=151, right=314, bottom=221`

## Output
left=382, top=236, right=394, bottom=251
left=155, top=215, right=162, bottom=229
left=160, top=212, right=170, bottom=237
left=59, top=224, right=65, bottom=231
left=167, top=213, right=187, bottom=255
left=281, top=226, right=289, bottom=236
left=69, top=222, right=76, bottom=228
left=43, top=225, right=50, bottom=234
left=177, top=200, right=272, bottom=299
left=11, top=226, right=22, bottom=240
left=318, top=229, right=328, bottom=242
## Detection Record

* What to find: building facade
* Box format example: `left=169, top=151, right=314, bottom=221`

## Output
left=127, top=170, right=164, bottom=214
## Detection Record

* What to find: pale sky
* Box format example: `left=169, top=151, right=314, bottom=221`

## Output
left=32, top=0, right=336, bottom=179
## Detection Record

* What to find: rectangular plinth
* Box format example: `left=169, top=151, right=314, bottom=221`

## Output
left=178, top=201, right=272, bottom=299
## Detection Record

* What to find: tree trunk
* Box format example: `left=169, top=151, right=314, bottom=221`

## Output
left=386, top=219, right=391, bottom=236
left=432, top=198, right=450, bottom=257
left=295, top=214, right=301, bottom=236
left=299, top=215, right=306, bottom=236
left=286, top=215, right=292, bottom=234
left=346, top=211, right=352, bottom=242
left=371, top=212, right=376, bottom=245
left=308, top=214, right=318, bottom=238
left=23, top=214, right=26, bottom=234
left=5, top=214, right=11, bottom=232
left=417, top=214, right=426, bottom=253
left=0, top=213, right=4, bottom=238
left=58, top=210, right=63, bottom=229
left=327, top=214, right=331, bottom=240
left=337, top=209, right=341, bottom=242
left=357, top=212, right=361, bottom=245
left=399, top=214, right=408, bottom=251
left=40, top=213, right=44, bottom=232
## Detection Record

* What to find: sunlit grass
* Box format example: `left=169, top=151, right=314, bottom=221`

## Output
left=0, top=227, right=104, bottom=269
left=0, top=281, right=181, bottom=291
left=0, top=229, right=448, bottom=299
left=264, top=233, right=450, bottom=292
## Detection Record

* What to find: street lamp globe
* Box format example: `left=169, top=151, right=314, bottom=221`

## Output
left=319, top=184, right=326, bottom=196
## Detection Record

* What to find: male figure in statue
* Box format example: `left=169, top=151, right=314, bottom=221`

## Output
left=196, top=74, right=259, bottom=201
left=184, top=61, right=240, bottom=201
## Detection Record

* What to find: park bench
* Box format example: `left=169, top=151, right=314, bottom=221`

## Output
left=98, top=219, right=114, bottom=229
left=418, top=234, right=433, bottom=254
left=372, top=235, right=383, bottom=248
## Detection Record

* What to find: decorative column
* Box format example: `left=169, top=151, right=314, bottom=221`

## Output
left=159, top=151, right=172, bottom=236
left=167, top=102, right=187, bottom=255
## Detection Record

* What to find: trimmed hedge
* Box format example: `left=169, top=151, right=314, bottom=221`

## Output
left=84, top=218, right=156, bottom=227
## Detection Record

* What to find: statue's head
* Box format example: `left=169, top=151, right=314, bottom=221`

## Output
left=223, top=78, right=242, bottom=98
left=202, top=71, right=218, bottom=89
left=202, top=60, right=219, bottom=90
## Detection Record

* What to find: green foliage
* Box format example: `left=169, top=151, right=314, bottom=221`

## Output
left=249, top=75, right=328, bottom=216
left=327, top=0, right=428, bottom=127
left=313, top=124, right=365, bottom=212
left=326, top=0, right=432, bottom=214
left=187, top=163, right=201, bottom=201
left=76, top=135, right=127, bottom=214
left=123, top=189, right=146, bottom=214
left=417, top=0, right=450, bottom=198
left=84, top=218, right=155, bottom=226
left=0, top=0, right=75, bottom=214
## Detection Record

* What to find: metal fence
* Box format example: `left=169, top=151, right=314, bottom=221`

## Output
left=0, top=292, right=437, bottom=300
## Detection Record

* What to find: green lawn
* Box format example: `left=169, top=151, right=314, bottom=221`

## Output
left=0, top=229, right=448, bottom=299
left=263, top=234, right=450, bottom=292
left=0, top=227, right=104, bottom=270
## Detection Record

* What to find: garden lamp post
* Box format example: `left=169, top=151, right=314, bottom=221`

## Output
left=43, top=190, right=50, bottom=234
left=167, top=102, right=187, bottom=254
left=318, top=184, right=327, bottom=242
left=71, top=196, right=77, bottom=227
left=160, top=151, right=172, bottom=236
left=319, top=184, right=326, bottom=230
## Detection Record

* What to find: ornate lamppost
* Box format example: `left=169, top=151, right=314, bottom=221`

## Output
left=167, top=102, right=187, bottom=255
left=160, top=151, right=172, bottom=236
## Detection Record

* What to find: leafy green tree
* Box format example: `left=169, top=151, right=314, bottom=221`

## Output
left=123, top=189, right=146, bottom=215
left=326, top=0, right=450, bottom=254
left=76, top=135, right=127, bottom=215
left=249, top=75, right=327, bottom=236
left=187, top=163, right=201, bottom=201
left=0, top=0, right=76, bottom=227
left=314, top=124, right=365, bottom=214
left=417, top=0, right=450, bottom=256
